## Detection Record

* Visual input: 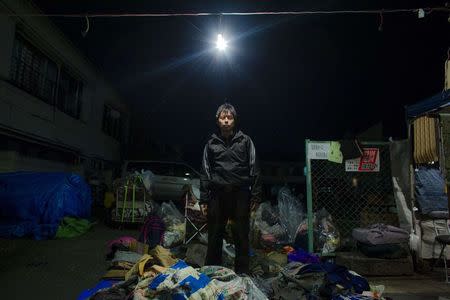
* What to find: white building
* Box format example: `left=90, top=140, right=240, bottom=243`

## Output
left=0, top=0, right=129, bottom=174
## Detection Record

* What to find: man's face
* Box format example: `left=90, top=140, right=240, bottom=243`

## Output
left=217, top=110, right=235, bottom=132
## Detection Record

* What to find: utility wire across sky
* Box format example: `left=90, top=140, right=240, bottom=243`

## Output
left=2, top=7, right=450, bottom=18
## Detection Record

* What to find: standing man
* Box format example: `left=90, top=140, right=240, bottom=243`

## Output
left=200, top=103, right=261, bottom=274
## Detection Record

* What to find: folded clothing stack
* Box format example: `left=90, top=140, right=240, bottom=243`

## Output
left=352, top=224, right=409, bottom=259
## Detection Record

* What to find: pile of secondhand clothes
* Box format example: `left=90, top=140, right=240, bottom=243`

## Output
left=83, top=235, right=386, bottom=300
left=79, top=242, right=268, bottom=299
left=78, top=186, right=389, bottom=299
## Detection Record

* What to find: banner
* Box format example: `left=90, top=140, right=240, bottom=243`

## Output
left=345, top=148, right=380, bottom=172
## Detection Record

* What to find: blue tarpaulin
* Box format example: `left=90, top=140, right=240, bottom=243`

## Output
left=406, top=90, right=450, bottom=118
left=0, top=172, right=92, bottom=239
left=77, top=280, right=118, bottom=300
left=415, top=166, right=448, bottom=214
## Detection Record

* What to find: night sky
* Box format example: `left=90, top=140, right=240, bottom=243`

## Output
left=34, top=0, right=450, bottom=167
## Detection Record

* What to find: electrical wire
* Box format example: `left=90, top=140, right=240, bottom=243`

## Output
left=2, top=7, right=450, bottom=18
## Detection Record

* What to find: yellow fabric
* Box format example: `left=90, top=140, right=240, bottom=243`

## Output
left=103, top=269, right=128, bottom=279
left=126, top=254, right=152, bottom=280
left=129, top=240, right=150, bottom=254
left=125, top=246, right=178, bottom=280
left=111, top=261, right=135, bottom=269
left=138, top=255, right=154, bottom=276
left=413, top=116, right=439, bottom=164
left=149, top=245, right=178, bottom=267
left=104, top=192, right=115, bottom=208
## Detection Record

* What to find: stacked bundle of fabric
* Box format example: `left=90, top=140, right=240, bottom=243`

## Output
left=352, top=224, right=410, bottom=259
left=254, top=261, right=371, bottom=299
left=147, top=261, right=222, bottom=299
left=86, top=246, right=179, bottom=299
left=146, top=261, right=268, bottom=299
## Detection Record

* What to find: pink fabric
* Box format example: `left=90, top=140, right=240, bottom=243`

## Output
left=106, top=236, right=137, bottom=251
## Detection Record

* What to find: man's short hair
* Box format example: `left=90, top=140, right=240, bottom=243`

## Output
left=216, top=103, right=237, bottom=121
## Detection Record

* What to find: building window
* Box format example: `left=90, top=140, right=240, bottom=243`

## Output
left=57, top=69, right=83, bottom=119
left=10, top=35, right=58, bottom=105
left=9, top=34, right=84, bottom=120
left=102, top=105, right=122, bottom=141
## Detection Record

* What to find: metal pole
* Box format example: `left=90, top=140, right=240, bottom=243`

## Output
left=305, top=139, right=314, bottom=253
left=184, top=189, right=188, bottom=244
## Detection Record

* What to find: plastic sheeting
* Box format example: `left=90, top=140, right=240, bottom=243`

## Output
left=252, top=188, right=305, bottom=247
left=159, top=201, right=185, bottom=247
left=277, top=187, right=304, bottom=243
left=389, top=140, right=411, bottom=205
left=392, top=177, right=413, bottom=232
left=415, top=166, right=448, bottom=214
left=0, top=172, right=92, bottom=239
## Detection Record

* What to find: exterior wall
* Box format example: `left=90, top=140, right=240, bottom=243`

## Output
left=0, top=151, right=72, bottom=173
left=0, top=0, right=128, bottom=169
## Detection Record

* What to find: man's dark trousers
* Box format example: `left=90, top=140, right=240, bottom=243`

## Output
left=205, top=188, right=250, bottom=274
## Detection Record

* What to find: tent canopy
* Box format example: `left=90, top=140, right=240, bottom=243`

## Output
left=406, top=90, right=450, bottom=119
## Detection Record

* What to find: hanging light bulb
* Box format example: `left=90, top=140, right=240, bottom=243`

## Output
left=216, top=34, right=227, bottom=51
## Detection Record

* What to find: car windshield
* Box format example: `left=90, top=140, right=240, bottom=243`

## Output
left=125, top=162, right=172, bottom=176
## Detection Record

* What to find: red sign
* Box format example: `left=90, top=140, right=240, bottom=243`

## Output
left=345, top=148, right=380, bottom=172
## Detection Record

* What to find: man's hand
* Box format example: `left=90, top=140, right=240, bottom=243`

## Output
left=250, top=199, right=260, bottom=212
left=200, top=203, right=208, bottom=216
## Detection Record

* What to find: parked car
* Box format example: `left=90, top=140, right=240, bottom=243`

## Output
left=121, top=160, right=201, bottom=202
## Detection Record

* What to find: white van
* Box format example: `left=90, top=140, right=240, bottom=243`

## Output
left=121, top=160, right=201, bottom=202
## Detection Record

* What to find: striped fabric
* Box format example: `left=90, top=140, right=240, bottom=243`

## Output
left=413, top=116, right=439, bottom=164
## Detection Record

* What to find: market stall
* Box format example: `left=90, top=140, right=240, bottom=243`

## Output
left=405, top=89, right=450, bottom=265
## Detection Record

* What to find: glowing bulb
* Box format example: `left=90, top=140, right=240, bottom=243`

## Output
left=216, top=34, right=227, bottom=51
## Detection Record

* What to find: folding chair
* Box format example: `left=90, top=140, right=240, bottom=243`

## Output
left=431, top=212, right=450, bottom=283
left=183, top=185, right=207, bottom=244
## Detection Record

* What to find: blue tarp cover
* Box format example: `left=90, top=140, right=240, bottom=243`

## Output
left=0, top=172, right=91, bottom=239
left=415, top=166, right=448, bottom=214
left=406, top=90, right=450, bottom=118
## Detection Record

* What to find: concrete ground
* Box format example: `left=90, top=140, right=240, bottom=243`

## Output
left=1, top=221, right=450, bottom=300
left=371, top=275, right=450, bottom=299
left=0, top=221, right=137, bottom=299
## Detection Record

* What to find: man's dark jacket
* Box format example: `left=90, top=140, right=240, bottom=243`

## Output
left=200, top=130, right=262, bottom=204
